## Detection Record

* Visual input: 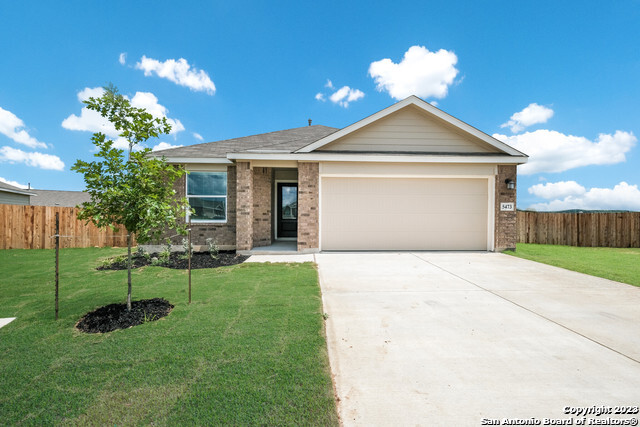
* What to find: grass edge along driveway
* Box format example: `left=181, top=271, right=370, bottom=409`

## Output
left=0, top=248, right=339, bottom=426
left=505, top=243, right=640, bottom=287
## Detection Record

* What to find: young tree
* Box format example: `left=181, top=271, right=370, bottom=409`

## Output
left=72, top=85, right=189, bottom=311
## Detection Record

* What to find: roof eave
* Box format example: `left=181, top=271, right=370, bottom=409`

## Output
left=0, top=188, right=36, bottom=196
left=159, top=157, right=233, bottom=164
left=227, top=152, right=528, bottom=164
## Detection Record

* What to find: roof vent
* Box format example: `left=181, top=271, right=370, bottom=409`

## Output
left=308, top=119, right=312, bottom=126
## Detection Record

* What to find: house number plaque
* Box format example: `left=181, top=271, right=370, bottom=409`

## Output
left=500, top=202, right=515, bottom=211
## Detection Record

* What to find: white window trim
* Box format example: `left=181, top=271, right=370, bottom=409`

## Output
left=185, top=171, right=228, bottom=224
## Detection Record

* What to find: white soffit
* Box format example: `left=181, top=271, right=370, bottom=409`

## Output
left=227, top=152, right=527, bottom=164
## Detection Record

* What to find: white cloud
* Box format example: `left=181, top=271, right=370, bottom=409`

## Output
left=0, top=107, right=48, bottom=149
left=368, top=45, right=459, bottom=100
left=329, top=86, right=365, bottom=108
left=315, top=80, right=364, bottom=107
left=493, top=129, right=636, bottom=175
left=78, top=87, right=105, bottom=101
left=62, top=87, right=120, bottom=138
left=152, top=142, right=183, bottom=151
left=62, top=87, right=185, bottom=138
left=528, top=182, right=640, bottom=211
left=135, top=56, right=216, bottom=95
left=193, top=132, right=203, bottom=141
left=501, top=103, right=554, bottom=133
left=0, top=176, right=28, bottom=189
left=130, top=92, right=185, bottom=135
left=528, top=181, right=586, bottom=199
left=119, top=52, right=127, bottom=65
left=0, top=146, right=64, bottom=170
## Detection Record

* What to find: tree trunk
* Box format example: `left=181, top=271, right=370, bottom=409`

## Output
left=127, top=233, right=132, bottom=311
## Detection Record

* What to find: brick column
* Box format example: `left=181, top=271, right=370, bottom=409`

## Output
left=297, top=162, right=319, bottom=252
left=495, top=164, right=517, bottom=251
left=252, top=167, right=272, bottom=247
left=236, top=162, right=253, bottom=251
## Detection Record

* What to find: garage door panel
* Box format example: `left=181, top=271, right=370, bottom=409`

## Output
left=325, top=194, right=487, bottom=215
left=321, top=177, right=489, bottom=250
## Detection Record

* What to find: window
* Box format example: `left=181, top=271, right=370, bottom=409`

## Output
left=187, top=171, right=227, bottom=222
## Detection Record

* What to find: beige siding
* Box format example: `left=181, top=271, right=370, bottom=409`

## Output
left=321, top=177, right=489, bottom=250
left=319, top=106, right=500, bottom=153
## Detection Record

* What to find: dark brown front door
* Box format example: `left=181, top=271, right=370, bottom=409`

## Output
left=277, top=183, right=297, bottom=238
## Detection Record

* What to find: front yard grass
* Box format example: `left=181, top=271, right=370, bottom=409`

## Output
left=0, top=248, right=338, bottom=425
left=505, top=243, right=640, bottom=287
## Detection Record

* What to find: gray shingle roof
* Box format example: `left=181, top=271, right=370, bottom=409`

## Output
left=152, top=125, right=338, bottom=158
left=30, top=190, right=91, bottom=207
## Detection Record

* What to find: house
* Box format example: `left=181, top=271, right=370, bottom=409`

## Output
left=0, top=181, right=91, bottom=207
left=153, top=96, right=528, bottom=253
left=0, top=181, right=35, bottom=205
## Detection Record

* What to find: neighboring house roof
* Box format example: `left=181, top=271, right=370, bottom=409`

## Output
left=0, top=181, right=36, bottom=197
left=30, top=189, right=91, bottom=207
left=154, top=125, right=338, bottom=161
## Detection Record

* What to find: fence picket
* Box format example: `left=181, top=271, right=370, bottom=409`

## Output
left=0, top=204, right=132, bottom=249
left=517, top=211, right=640, bottom=248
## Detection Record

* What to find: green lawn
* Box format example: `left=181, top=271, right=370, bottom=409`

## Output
left=0, top=248, right=338, bottom=426
left=505, top=243, right=640, bottom=287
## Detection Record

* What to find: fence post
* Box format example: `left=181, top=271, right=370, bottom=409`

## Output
left=55, top=212, right=59, bottom=321
left=188, top=217, right=192, bottom=305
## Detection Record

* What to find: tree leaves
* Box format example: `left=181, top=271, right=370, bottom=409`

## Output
left=71, top=84, right=189, bottom=243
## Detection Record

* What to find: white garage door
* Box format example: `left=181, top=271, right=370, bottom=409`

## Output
left=321, top=177, right=489, bottom=250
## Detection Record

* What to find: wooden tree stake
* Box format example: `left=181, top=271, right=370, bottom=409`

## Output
left=55, top=212, right=59, bottom=321
left=188, top=217, right=192, bottom=304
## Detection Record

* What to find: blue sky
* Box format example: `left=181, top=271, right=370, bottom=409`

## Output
left=1, top=1, right=639, bottom=211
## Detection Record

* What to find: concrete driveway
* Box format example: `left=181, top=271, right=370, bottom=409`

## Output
left=316, top=252, right=640, bottom=426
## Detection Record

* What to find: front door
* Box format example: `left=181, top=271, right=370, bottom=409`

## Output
left=277, top=183, right=298, bottom=238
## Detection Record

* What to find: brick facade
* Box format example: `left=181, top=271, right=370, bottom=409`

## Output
left=252, top=167, right=272, bottom=247
left=169, top=165, right=237, bottom=249
left=297, top=162, right=319, bottom=251
left=235, top=162, right=253, bottom=251
left=494, top=164, right=517, bottom=251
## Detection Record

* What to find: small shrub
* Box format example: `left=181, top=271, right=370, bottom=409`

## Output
left=151, top=239, right=172, bottom=266
left=100, top=254, right=127, bottom=269
left=206, top=238, right=219, bottom=260
left=180, top=238, right=193, bottom=260
left=136, top=246, right=150, bottom=261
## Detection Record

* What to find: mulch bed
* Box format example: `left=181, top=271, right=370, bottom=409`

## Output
left=76, top=298, right=174, bottom=333
left=97, top=252, right=249, bottom=270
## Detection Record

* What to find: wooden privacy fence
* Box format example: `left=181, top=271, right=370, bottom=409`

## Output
left=0, top=204, right=132, bottom=249
left=517, top=211, right=640, bottom=248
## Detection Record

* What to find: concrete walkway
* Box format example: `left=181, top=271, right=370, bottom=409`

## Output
left=0, top=317, right=16, bottom=329
left=316, top=252, right=640, bottom=426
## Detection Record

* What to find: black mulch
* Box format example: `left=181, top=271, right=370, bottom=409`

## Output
left=76, top=298, right=174, bottom=333
left=97, top=252, right=249, bottom=270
